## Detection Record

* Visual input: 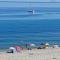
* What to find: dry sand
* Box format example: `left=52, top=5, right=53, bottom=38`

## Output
left=0, top=48, right=60, bottom=60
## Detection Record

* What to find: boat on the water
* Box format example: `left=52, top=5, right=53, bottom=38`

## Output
left=28, top=10, right=35, bottom=15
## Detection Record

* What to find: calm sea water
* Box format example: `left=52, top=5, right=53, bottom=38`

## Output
left=0, top=7, right=60, bottom=48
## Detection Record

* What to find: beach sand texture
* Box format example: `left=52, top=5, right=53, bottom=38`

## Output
left=0, top=48, right=60, bottom=60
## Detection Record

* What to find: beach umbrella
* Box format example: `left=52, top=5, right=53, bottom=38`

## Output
left=53, top=45, right=59, bottom=48
left=9, top=47, right=16, bottom=50
left=15, top=46, right=23, bottom=52
left=44, top=43, right=49, bottom=48
left=29, top=43, right=36, bottom=47
left=27, top=43, right=35, bottom=46
left=26, top=43, right=36, bottom=49
left=9, top=47, right=16, bottom=53
left=45, top=43, right=49, bottom=45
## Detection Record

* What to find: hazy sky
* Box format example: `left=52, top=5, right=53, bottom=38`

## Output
left=0, top=0, right=49, bottom=2
left=0, top=0, right=60, bottom=7
left=0, top=0, right=59, bottom=2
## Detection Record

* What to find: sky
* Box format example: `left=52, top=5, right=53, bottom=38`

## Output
left=0, top=0, right=59, bottom=2
left=0, top=0, right=60, bottom=7
left=0, top=0, right=49, bottom=2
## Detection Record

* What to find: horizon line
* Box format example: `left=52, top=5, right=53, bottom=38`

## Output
left=0, top=1, right=60, bottom=3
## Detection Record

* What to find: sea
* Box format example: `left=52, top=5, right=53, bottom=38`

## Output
left=0, top=7, right=60, bottom=49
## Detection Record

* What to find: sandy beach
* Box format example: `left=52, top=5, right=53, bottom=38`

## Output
left=0, top=48, right=60, bottom=60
